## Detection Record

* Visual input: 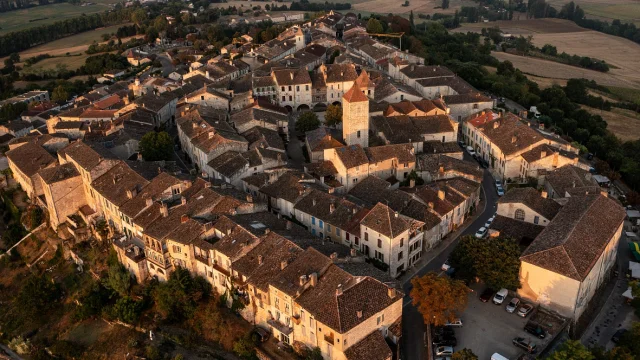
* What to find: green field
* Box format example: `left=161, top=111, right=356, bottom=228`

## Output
left=607, top=86, right=640, bottom=105
left=0, top=2, right=112, bottom=35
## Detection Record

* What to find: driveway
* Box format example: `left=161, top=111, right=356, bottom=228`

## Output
left=401, top=158, right=500, bottom=360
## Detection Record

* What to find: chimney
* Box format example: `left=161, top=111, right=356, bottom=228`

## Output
left=124, top=96, right=130, bottom=105
left=428, top=202, right=434, bottom=210
left=541, top=190, right=548, bottom=198
left=137, top=152, right=143, bottom=161
left=336, top=284, right=343, bottom=296
left=290, top=73, right=294, bottom=80
left=181, top=196, right=187, bottom=205
left=208, top=131, right=214, bottom=139
left=181, top=214, right=189, bottom=223
left=258, top=254, right=263, bottom=265
left=160, top=202, right=168, bottom=217
left=540, top=151, right=546, bottom=159
left=205, top=70, right=210, bottom=79
left=585, top=173, right=592, bottom=181
left=299, top=275, right=307, bottom=286
left=265, top=228, right=271, bottom=235
left=438, top=189, right=445, bottom=201
left=394, top=211, right=399, bottom=218
left=310, top=272, right=318, bottom=286
left=572, top=180, right=576, bottom=188
left=246, top=194, right=253, bottom=203
left=388, top=287, right=396, bottom=298
left=511, top=135, right=517, bottom=144
left=330, top=252, right=337, bottom=260
left=439, top=165, right=444, bottom=173
left=280, top=260, right=288, bottom=270
left=312, top=198, right=317, bottom=206
left=356, top=310, right=363, bottom=319
left=126, top=189, right=135, bottom=199
left=329, top=203, right=335, bottom=213
left=493, top=121, right=500, bottom=129
left=409, top=179, right=415, bottom=188
left=350, top=248, right=357, bottom=257
left=286, top=220, right=292, bottom=230
left=146, top=198, right=153, bottom=207
left=192, top=122, right=197, bottom=129
left=328, top=187, right=335, bottom=194
left=353, top=208, right=357, bottom=215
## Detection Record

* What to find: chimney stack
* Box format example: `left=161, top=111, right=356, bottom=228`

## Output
left=540, top=151, right=546, bottom=159
left=356, top=310, right=363, bottom=319
left=312, top=198, right=317, bottom=206
left=350, top=248, right=357, bottom=257
left=280, top=260, right=288, bottom=270
left=511, top=135, right=517, bottom=144
left=438, top=189, right=445, bottom=201
left=329, top=203, right=335, bottom=213
left=541, top=190, right=548, bottom=198
left=181, top=214, right=189, bottom=223
left=299, top=274, right=307, bottom=285
left=160, top=202, right=168, bottom=217
left=310, top=272, right=318, bottom=286
left=409, top=179, right=415, bottom=188
left=388, top=287, right=396, bottom=298
left=336, top=284, right=343, bottom=296
left=286, top=220, right=292, bottom=230
left=246, top=194, right=253, bottom=203
left=181, top=196, right=187, bottom=205
left=258, top=255, right=263, bottom=265
left=146, top=198, right=153, bottom=207
left=330, top=252, right=337, bottom=260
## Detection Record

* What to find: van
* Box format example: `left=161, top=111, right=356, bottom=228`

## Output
left=493, top=288, right=508, bottom=304
left=491, top=353, right=509, bottom=360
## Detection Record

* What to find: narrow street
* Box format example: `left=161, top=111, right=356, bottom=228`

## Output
left=400, top=161, right=499, bottom=360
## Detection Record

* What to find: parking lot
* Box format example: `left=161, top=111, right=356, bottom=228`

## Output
left=450, top=283, right=561, bottom=359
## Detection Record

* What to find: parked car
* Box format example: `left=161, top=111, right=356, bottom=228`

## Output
left=433, top=335, right=457, bottom=347
left=506, top=298, right=520, bottom=313
left=475, top=227, right=488, bottom=238
left=488, top=215, right=496, bottom=223
left=512, top=337, right=537, bottom=354
left=251, top=327, right=270, bottom=342
left=458, top=141, right=465, bottom=148
left=434, top=327, right=455, bottom=337
left=496, top=185, right=505, bottom=196
left=435, top=357, right=452, bottom=360
left=495, top=179, right=502, bottom=186
left=493, top=288, right=508, bottom=305
left=612, top=329, right=627, bottom=343
left=466, top=146, right=476, bottom=156
left=435, top=346, right=454, bottom=356
left=441, top=259, right=451, bottom=272
left=524, top=323, right=546, bottom=339
left=517, top=304, right=534, bottom=318
left=480, top=288, right=495, bottom=302
left=445, top=319, right=463, bottom=327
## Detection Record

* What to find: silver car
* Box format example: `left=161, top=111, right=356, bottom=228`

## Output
left=506, top=298, right=521, bottom=313
left=435, top=346, right=454, bottom=356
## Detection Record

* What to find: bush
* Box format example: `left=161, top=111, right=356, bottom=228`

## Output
left=295, top=112, right=320, bottom=133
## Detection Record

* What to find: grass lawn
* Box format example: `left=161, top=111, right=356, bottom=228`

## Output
left=0, top=2, right=111, bottom=35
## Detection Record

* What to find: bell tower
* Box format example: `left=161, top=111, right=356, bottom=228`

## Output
left=342, top=82, right=369, bottom=148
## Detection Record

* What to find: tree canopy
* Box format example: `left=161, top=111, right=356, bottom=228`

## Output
left=139, top=131, right=174, bottom=161
left=366, top=18, right=383, bottom=34
left=410, top=272, right=468, bottom=326
left=324, top=104, right=342, bottom=127
left=296, top=111, right=321, bottom=133
left=452, top=348, right=478, bottom=360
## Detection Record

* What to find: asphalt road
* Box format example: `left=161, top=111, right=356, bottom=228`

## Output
left=400, top=156, right=500, bottom=360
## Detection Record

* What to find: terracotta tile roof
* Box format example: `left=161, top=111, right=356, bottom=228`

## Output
left=260, top=171, right=308, bottom=203
left=443, top=92, right=492, bottom=105
left=400, top=64, right=454, bottom=79
left=521, top=194, right=625, bottom=281
left=294, top=189, right=363, bottom=230
left=93, top=94, right=122, bottom=110
left=271, top=247, right=332, bottom=296
left=91, top=161, right=149, bottom=207
left=365, top=144, right=415, bottom=165
left=296, top=264, right=402, bottom=332
left=305, top=161, right=338, bottom=177
left=342, top=82, right=368, bottom=103
left=491, top=215, right=545, bottom=243
left=521, top=144, right=558, bottom=163
left=119, top=172, right=182, bottom=218
left=243, top=126, right=285, bottom=151
left=498, top=187, right=561, bottom=220
left=78, top=109, right=117, bottom=119
left=416, top=154, right=483, bottom=181
left=416, top=76, right=474, bottom=94
left=305, top=127, right=344, bottom=152
left=230, top=107, right=288, bottom=130
left=371, top=115, right=455, bottom=144
left=208, top=151, right=248, bottom=178
left=422, top=141, right=461, bottom=155
left=323, top=64, right=358, bottom=83
left=6, top=142, right=56, bottom=177
left=37, top=162, right=79, bottom=184
left=334, top=145, right=369, bottom=169
left=477, top=114, right=544, bottom=156
left=58, top=141, right=107, bottom=171
left=344, top=330, right=392, bottom=360
left=273, top=68, right=312, bottom=86
left=134, top=92, right=177, bottom=113
left=545, top=165, right=600, bottom=198
left=354, top=69, right=372, bottom=89
left=361, top=202, right=414, bottom=238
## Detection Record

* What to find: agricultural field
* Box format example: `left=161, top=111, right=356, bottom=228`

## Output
left=350, top=0, right=477, bottom=17
left=545, top=0, right=640, bottom=25
left=456, top=19, right=640, bottom=89
left=0, top=2, right=112, bottom=35
left=580, top=105, right=640, bottom=141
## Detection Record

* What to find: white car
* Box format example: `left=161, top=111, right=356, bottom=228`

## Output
left=445, top=319, right=463, bottom=327
left=466, top=146, right=476, bottom=156
left=435, top=346, right=454, bottom=356
left=506, top=298, right=521, bottom=313
left=493, top=288, right=508, bottom=305
left=475, top=227, right=488, bottom=238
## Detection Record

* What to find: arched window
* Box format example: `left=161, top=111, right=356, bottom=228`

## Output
left=515, top=209, right=525, bottom=221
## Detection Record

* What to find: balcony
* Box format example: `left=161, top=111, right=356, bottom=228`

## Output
left=268, top=319, right=293, bottom=335
left=195, top=253, right=211, bottom=266
left=324, top=333, right=335, bottom=345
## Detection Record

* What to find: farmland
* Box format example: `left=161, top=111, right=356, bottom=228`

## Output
left=350, top=0, right=477, bottom=17
left=545, top=0, right=640, bottom=25
left=0, top=2, right=112, bottom=35
left=580, top=105, right=640, bottom=141
left=455, top=19, right=640, bottom=89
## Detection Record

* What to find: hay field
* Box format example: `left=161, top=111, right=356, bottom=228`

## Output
left=545, top=0, right=640, bottom=25
left=0, top=2, right=111, bottom=35
left=581, top=105, right=640, bottom=141
left=452, top=18, right=587, bottom=34
left=351, top=0, right=477, bottom=16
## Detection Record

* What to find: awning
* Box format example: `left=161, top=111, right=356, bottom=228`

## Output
left=623, top=287, right=634, bottom=300
left=630, top=242, right=640, bottom=262
left=626, top=232, right=638, bottom=238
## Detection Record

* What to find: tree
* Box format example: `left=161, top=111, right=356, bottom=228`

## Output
left=548, top=340, right=594, bottom=360
left=51, top=85, right=69, bottom=103
left=410, top=272, right=468, bottom=326
left=139, top=131, right=174, bottom=161
left=442, top=0, right=450, bottom=9
left=233, top=333, right=257, bottom=359
left=18, top=275, right=60, bottom=315
left=366, top=18, right=383, bottom=34
left=296, top=112, right=320, bottom=133
left=325, top=104, right=342, bottom=127
left=111, top=296, right=143, bottom=324
left=452, top=348, right=478, bottom=360
left=103, top=262, right=132, bottom=296
left=153, top=267, right=212, bottom=322
left=132, top=9, right=148, bottom=25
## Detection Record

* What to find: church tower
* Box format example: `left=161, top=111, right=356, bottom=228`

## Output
left=342, top=82, right=369, bottom=148
left=295, top=27, right=305, bottom=51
